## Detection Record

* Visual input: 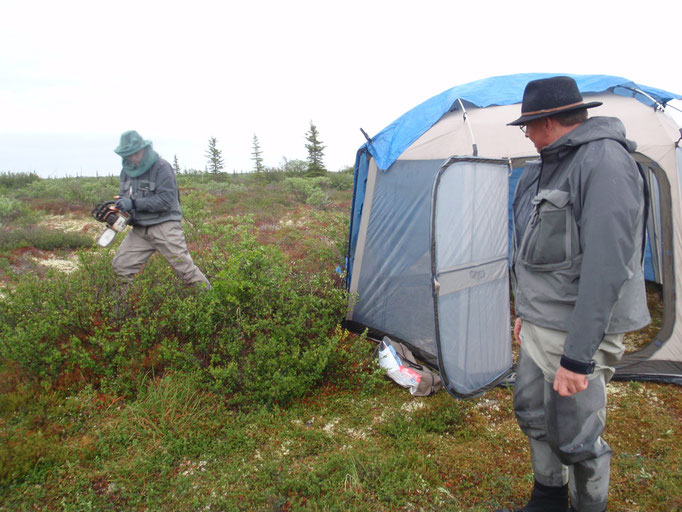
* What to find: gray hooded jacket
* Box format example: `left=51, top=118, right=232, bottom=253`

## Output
left=511, top=116, right=650, bottom=373
left=119, top=157, right=182, bottom=227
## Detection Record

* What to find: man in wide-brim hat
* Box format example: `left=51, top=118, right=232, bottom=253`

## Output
left=498, top=76, right=650, bottom=512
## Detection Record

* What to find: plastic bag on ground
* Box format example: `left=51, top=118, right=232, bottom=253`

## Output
left=376, top=336, right=442, bottom=396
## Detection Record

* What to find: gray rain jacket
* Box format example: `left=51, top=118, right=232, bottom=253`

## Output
left=511, top=116, right=650, bottom=373
left=119, top=157, right=182, bottom=227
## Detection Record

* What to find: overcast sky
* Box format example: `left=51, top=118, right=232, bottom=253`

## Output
left=1, top=0, right=680, bottom=178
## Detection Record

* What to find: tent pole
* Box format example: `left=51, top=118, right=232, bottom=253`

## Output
left=457, top=98, right=478, bottom=156
left=618, top=86, right=666, bottom=112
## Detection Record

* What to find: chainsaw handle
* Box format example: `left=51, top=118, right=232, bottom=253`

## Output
left=91, top=201, right=120, bottom=222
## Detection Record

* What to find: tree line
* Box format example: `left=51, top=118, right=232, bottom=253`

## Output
left=172, top=121, right=328, bottom=177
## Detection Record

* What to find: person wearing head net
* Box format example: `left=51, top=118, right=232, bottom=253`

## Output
left=111, top=130, right=210, bottom=290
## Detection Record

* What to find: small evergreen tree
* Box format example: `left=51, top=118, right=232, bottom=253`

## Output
left=305, top=121, right=327, bottom=177
left=205, top=136, right=225, bottom=175
left=251, top=134, right=264, bottom=173
left=172, top=155, right=181, bottom=175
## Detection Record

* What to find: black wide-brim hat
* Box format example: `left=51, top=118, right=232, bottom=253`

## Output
left=508, top=76, right=602, bottom=126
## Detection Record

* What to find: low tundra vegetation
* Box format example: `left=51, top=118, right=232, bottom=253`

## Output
left=0, top=171, right=679, bottom=511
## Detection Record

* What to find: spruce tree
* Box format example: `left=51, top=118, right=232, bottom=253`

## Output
left=172, top=155, right=181, bottom=175
left=205, top=137, right=225, bottom=175
left=305, top=121, right=327, bottom=176
left=251, top=134, right=264, bottom=173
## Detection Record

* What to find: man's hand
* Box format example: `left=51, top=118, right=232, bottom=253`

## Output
left=115, top=196, right=133, bottom=212
left=553, top=366, right=588, bottom=397
left=513, top=317, right=522, bottom=345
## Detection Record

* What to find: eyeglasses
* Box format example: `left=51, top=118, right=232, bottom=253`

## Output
left=519, top=125, right=529, bottom=134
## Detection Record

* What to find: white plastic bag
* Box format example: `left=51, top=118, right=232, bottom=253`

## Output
left=377, top=337, right=423, bottom=395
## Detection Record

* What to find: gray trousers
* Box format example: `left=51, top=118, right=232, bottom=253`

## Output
left=514, top=342, right=616, bottom=512
left=113, top=221, right=210, bottom=288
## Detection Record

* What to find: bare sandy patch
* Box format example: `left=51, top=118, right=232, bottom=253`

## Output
left=30, top=253, right=80, bottom=274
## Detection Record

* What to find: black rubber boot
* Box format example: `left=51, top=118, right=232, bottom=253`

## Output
left=495, top=480, right=569, bottom=512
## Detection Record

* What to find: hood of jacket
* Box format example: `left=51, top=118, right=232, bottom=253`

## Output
left=541, top=116, right=637, bottom=159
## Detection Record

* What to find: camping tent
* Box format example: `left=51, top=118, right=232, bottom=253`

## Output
left=344, top=73, right=682, bottom=398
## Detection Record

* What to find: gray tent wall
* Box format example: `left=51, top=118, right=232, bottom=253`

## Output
left=614, top=145, right=682, bottom=383
left=346, top=89, right=682, bottom=386
left=347, top=157, right=441, bottom=366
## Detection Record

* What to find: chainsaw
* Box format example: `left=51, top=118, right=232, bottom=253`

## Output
left=91, top=201, right=131, bottom=247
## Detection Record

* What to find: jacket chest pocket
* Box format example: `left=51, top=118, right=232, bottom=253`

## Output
left=134, top=180, right=156, bottom=198
left=519, top=190, right=576, bottom=271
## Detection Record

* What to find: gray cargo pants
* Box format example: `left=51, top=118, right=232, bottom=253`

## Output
left=113, top=220, right=210, bottom=288
left=513, top=324, right=624, bottom=512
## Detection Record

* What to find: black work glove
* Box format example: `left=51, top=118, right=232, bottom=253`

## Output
left=115, top=197, right=134, bottom=212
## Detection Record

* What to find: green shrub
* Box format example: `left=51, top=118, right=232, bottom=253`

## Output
left=308, top=210, right=351, bottom=264
left=284, top=177, right=315, bottom=203
left=176, top=171, right=233, bottom=189
left=78, top=176, right=121, bottom=205
left=0, top=172, right=40, bottom=190
left=196, top=182, right=248, bottom=196
left=0, top=218, right=354, bottom=407
left=328, top=170, right=354, bottom=190
left=0, top=195, right=40, bottom=228
left=284, top=177, right=333, bottom=209
left=281, top=159, right=308, bottom=176
left=306, top=188, right=331, bottom=210
left=260, top=167, right=286, bottom=183
left=0, top=226, right=93, bottom=252
left=0, top=196, right=30, bottom=223
left=13, top=176, right=119, bottom=207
